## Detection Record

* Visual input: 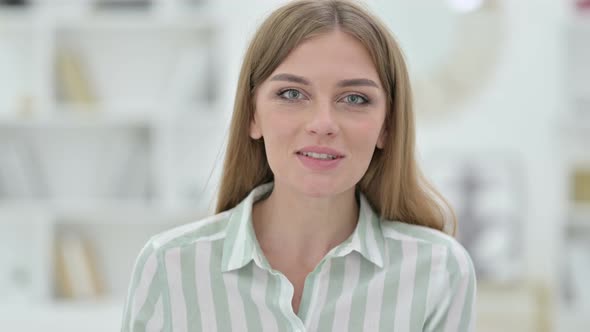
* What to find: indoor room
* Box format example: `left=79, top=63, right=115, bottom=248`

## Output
left=0, top=0, right=588, bottom=331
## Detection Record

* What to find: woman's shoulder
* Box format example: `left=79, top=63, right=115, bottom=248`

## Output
left=145, top=209, right=234, bottom=253
left=380, top=220, right=475, bottom=276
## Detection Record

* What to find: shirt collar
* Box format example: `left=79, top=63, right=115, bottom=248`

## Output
left=221, top=182, right=385, bottom=273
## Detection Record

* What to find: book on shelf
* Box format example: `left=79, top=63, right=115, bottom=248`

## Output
left=54, top=230, right=104, bottom=299
left=571, top=167, right=590, bottom=206
left=55, top=46, right=97, bottom=108
left=93, top=0, right=152, bottom=10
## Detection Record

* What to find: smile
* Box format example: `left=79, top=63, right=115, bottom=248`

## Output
left=296, top=151, right=340, bottom=160
left=295, top=151, right=344, bottom=171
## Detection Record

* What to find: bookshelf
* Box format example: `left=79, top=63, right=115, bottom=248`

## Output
left=0, top=0, right=227, bottom=329
left=557, top=2, right=590, bottom=331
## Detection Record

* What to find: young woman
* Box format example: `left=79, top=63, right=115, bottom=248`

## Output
left=121, top=1, right=477, bottom=331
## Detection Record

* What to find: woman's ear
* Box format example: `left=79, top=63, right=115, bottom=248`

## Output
left=250, top=112, right=262, bottom=140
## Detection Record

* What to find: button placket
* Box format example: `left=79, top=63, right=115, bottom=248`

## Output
left=274, top=271, right=307, bottom=331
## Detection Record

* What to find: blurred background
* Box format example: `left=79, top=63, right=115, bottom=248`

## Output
left=0, top=0, right=587, bottom=331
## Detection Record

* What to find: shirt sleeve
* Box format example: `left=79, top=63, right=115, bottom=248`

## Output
left=121, top=240, right=168, bottom=332
left=423, top=243, right=477, bottom=332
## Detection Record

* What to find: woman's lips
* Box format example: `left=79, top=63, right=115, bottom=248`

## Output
left=296, top=152, right=343, bottom=171
left=296, top=146, right=345, bottom=157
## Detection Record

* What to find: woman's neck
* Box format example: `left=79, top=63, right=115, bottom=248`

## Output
left=251, top=182, right=359, bottom=267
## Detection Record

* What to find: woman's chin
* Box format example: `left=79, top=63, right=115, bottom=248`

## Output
left=294, top=179, right=347, bottom=198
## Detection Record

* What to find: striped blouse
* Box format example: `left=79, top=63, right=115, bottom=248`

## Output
left=121, top=182, right=477, bottom=332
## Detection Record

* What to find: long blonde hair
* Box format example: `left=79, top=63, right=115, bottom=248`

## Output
left=215, top=0, right=456, bottom=234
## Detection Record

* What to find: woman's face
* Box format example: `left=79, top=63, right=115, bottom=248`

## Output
left=251, top=30, right=388, bottom=197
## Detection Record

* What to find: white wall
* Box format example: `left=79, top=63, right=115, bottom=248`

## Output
left=414, top=0, right=567, bottom=286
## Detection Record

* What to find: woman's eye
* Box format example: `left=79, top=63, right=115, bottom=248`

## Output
left=277, top=89, right=368, bottom=105
left=278, top=89, right=304, bottom=100
left=343, top=94, right=368, bottom=105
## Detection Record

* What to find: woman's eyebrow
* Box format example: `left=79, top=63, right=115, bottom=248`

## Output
left=269, top=73, right=379, bottom=88
left=269, top=73, right=311, bottom=85
left=336, top=78, right=379, bottom=89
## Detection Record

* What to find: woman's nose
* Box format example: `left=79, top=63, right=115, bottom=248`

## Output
left=305, top=101, right=339, bottom=136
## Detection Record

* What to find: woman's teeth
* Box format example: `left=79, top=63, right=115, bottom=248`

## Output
left=300, top=152, right=338, bottom=160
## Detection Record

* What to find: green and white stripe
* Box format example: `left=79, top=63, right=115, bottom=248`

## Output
left=121, top=182, right=477, bottom=332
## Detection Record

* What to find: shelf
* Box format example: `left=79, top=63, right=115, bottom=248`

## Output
left=0, top=297, right=123, bottom=332
left=0, top=199, right=209, bottom=223
left=171, top=107, right=228, bottom=129
left=0, top=101, right=227, bottom=129
left=0, top=112, right=154, bottom=129
left=54, top=7, right=219, bottom=32
left=0, top=2, right=225, bottom=326
left=0, top=294, right=122, bottom=310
